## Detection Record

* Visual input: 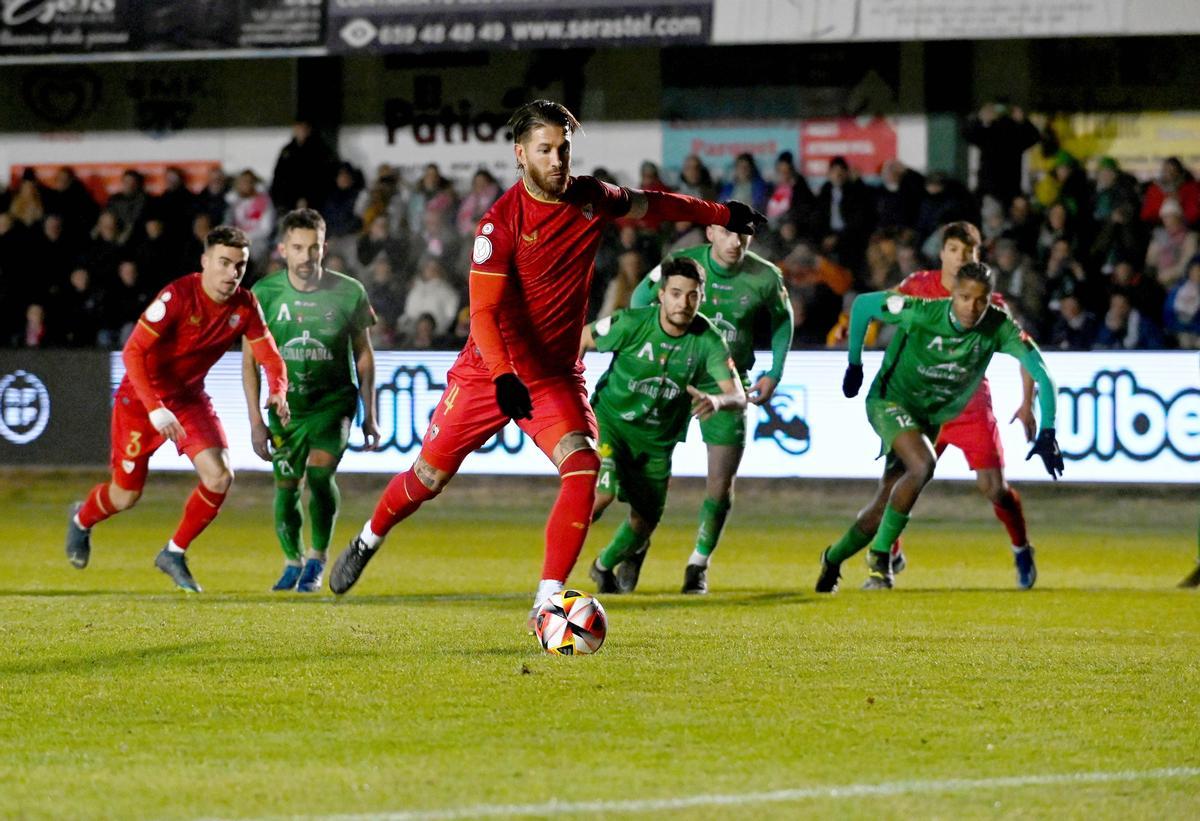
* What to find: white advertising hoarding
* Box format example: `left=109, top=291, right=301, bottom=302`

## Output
left=112, top=350, right=1199, bottom=484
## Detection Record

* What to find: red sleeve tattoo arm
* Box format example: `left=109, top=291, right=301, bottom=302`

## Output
left=248, top=333, right=288, bottom=397
left=639, top=189, right=731, bottom=226
left=121, top=321, right=164, bottom=412
left=469, top=271, right=513, bottom=379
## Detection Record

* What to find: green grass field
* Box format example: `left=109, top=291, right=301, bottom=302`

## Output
left=1, top=469, right=1198, bottom=820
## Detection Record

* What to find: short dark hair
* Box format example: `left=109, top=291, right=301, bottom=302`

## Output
left=956, top=261, right=994, bottom=291
left=828, top=156, right=849, bottom=171
left=279, top=207, right=326, bottom=237
left=508, top=99, right=581, bottom=144
left=941, top=221, right=981, bottom=249
left=205, top=225, right=250, bottom=250
left=659, top=257, right=705, bottom=288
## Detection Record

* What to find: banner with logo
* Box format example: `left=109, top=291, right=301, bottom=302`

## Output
left=1051, top=111, right=1200, bottom=181
left=112, top=350, right=1199, bottom=484
left=0, top=0, right=323, bottom=59
left=328, top=0, right=711, bottom=53
left=0, top=351, right=110, bottom=466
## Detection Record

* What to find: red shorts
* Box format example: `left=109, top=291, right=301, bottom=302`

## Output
left=935, top=402, right=1004, bottom=471
left=110, top=389, right=228, bottom=491
left=421, top=364, right=597, bottom=473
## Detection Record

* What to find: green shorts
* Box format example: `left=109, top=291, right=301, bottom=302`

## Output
left=696, top=371, right=750, bottom=447
left=866, top=397, right=940, bottom=464
left=595, top=419, right=674, bottom=526
left=268, top=401, right=354, bottom=482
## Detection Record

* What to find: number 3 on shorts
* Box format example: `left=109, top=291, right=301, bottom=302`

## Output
left=125, top=430, right=143, bottom=458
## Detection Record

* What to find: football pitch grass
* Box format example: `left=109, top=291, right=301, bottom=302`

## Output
left=1, top=469, right=1198, bottom=820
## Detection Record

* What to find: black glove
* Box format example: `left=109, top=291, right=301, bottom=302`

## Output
left=1026, top=427, right=1064, bottom=479
left=494, top=373, right=533, bottom=420
left=842, top=363, right=863, bottom=398
left=723, top=200, right=767, bottom=236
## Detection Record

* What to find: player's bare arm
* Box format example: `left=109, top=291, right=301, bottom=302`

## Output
left=240, top=338, right=271, bottom=462
left=579, top=323, right=596, bottom=356
left=688, top=377, right=747, bottom=421
left=353, top=327, right=381, bottom=451
left=1010, top=366, right=1037, bottom=442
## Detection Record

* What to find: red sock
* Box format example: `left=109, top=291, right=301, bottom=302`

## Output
left=77, top=483, right=116, bottom=529
left=890, top=537, right=903, bottom=558
left=370, top=468, right=439, bottom=539
left=172, top=484, right=227, bottom=549
left=542, top=449, right=600, bottom=581
left=993, top=487, right=1028, bottom=547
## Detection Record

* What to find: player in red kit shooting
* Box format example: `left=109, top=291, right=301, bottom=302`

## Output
left=65, top=226, right=289, bottom=592
left=329, top=99, right=766, bottom=625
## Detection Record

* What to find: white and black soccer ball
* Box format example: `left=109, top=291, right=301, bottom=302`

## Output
left=534, top=589, right=608, bottom=655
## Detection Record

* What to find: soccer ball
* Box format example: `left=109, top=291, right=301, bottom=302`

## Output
left=534, top=589, right=607, bottom=655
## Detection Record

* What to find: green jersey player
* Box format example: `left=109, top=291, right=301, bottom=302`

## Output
left=580, top=257, right=746, bottom=595
left=626, top=226, right=793, bottom=593
left=242, top=208, right=379, bottom=592
left=817, top=261, right=1064, bottom=592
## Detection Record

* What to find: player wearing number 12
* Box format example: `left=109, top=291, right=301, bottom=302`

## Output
left=816, top=262, right=1063, bottom=593
left=327, top=99, right=767, bottom=626
left=243, top=209, right=379, bottom=594
left=582, top=257, right=745, bottom=594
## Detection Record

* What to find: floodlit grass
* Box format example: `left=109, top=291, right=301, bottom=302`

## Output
left=1, top=470, right=1197, bottom=819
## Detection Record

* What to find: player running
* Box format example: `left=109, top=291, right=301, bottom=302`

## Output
left=242, top=208, right=379, bottom=593
left=816, top=261, right=1063, bottom=592
left=327, top=99, right=766, bottom=626
left=622, top=224, right=792, bottom=593
left=581, top=257, right=745, bottom=594
left=890, top=222, right=1041, bottom=588
left=65, top=226, right=288, bottom=592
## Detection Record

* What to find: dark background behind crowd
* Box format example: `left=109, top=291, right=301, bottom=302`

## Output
left=2, top=109, right=1198, bottom=354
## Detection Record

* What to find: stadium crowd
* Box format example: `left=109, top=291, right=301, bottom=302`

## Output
left=2, top=111, right=1199, bottom=352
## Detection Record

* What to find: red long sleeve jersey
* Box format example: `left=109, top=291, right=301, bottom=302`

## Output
left=462, top=176, right=630, bottom=382
left=897, top=269, right=1008, bottom=418
left=118, top=273, right=277, bottom=409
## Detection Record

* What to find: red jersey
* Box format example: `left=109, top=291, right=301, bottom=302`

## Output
left=462, top=176, right=630, bottom=382
left=897, top=269, right=1006, bottom=418
left=118, top=273, right=280, bottom=410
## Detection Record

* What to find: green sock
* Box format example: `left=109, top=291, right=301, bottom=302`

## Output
left=870, top=504, right=911, bottom=554
left=273, top=484, right=303, bottom=561
left=305, top=466, right=339, bottom=555
left=827, top=524, right=872, bottom=564
left=598, top=520, right=647, bottom=570
left=695, top=496, right=732, bottom=558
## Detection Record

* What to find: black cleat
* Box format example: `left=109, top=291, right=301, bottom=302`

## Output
left=614, top=541, right=649, bottom=593
left=154, top=547, right=202, bottom=593
left=588, top=560, right=619, bottom=594
left=681, top=563, right=708, bottom=594
left=329, top=536, right=379, bottom=595
left=65, top=502, right=91, bottom=569
left=815, top=547, right=842, bottom=593
left=1179, top=562, right=1200, bottom=589
left=862, top=550, right=894, bottom=590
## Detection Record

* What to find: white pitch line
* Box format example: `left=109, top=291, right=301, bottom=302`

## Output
left=218, top=766, right=1200, bottom=821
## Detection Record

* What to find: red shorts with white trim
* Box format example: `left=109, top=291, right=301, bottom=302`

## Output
left=935, top=401, right=1004, bottom=471
left=420, top=364, right=597, bottom=473
left=110, top=389, right=228, bottom=491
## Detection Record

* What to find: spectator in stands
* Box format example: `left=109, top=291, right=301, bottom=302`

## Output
left=1144, top=198, right=1198, bottom=287
left=1002, top=194, right=1040, bottom=258
left=1036, top=202, right=1074, bottom=264
left=323, top=161, right=364, bottom=239
left=915, top=171, right=975, bottom=252
left=1089, top=156, right=1140, bottom=225
left=864, top=229, right=904, bottom=290
left=665, top=219, right=707, bottom=254
left=23, top=303, right=46, bottom=348
left=413, top=206, right=462, bottom=272
left=1045, top=237, right=1091, bottom=309
left=448, top=306, right=471, bottom=349
left=1049, top=294, right=1098, bottom=351
left=99, top=260, right=153, bottom=348
left=1095, top=292, right=1161, bottom=350
left=134, top=217, right=178, bottom=289
left=1089, top=203, right=1144, bottom=277
left=599, top=249, right=647, bottom=318
left=83, top=210, right=124, bottom=288
left=1109, top=258, right=1165, bottom=325
left=766, top=151, right=815, bottom=232
left=778, top=240, right=852, bottom=341
left=269, top=120, right=337, bottom=212
left=991, top=238, right=1045, bottom=334
left=36, top=214, right=75, bottom=293
left=405, top=163, right=455, bottom=237
left=1049, top=151, right=1091, bottom=226
left=356, top=214, right=408, bottom=275
left=54, top=266, right=102, bottom=347
left=153, top=166, right=197, bottom=245
left=1141, top=157, right=1200, bottom=227
left=456, top=169, right=501, bottom=235
left=400, top=256, right=459, bottom=336
left=676, top=154, right=716, bottom=201
left=816, top=156, right=875, bottom=276
left=225, top=169, right=275, bottom=276
left=358, top=164, right=402, bottom=237
left=106, top=170, right=147, bottom=244
left=364, top=255, right=404, bottom=347
left=874, top=158, right=925, bottom=232
left=964, top=100, right=1040, bottom=206
left=719, top=153, right=770, bottom=213
left=8, top=174, right=44, bottom=228
left=41, top=167, right=97, bottom=243
left=197, top=167, right=230, bottom=227
left=404, top=312, right=443, bottom=350
left=1163, top=255, right=1200, bottom=348
left=896, top=238, right=926, bottom=280
left=178, top=213, right=211, bottom=279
